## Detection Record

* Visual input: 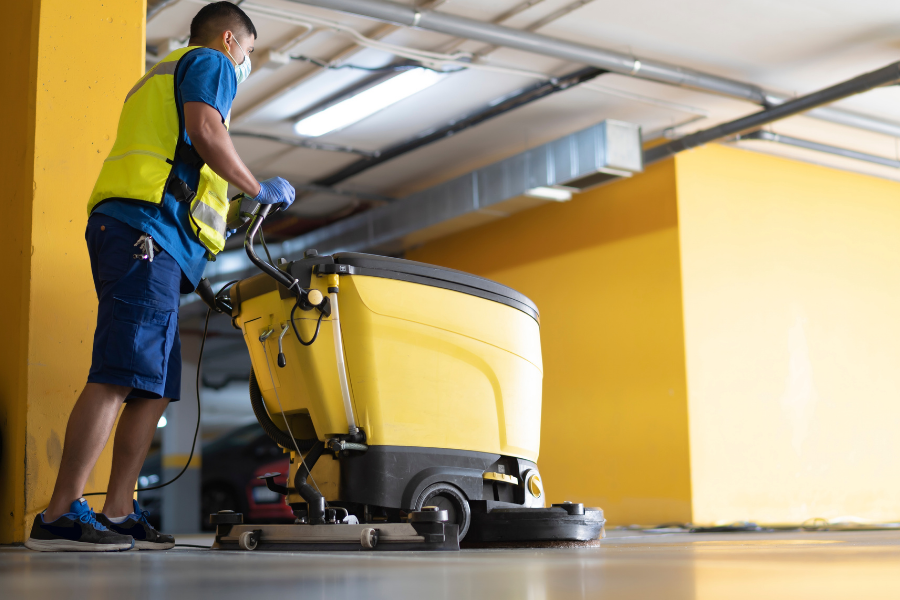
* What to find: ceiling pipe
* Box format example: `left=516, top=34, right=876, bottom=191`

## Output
left=313, top=66, right=607, bottom=186
left=230, top=130, right=378, bottom=156
left=737, top=130, right=900, bottom=170
left=292, top=0, right=765, bottom=102
left=806, top=106, right=900, bottom=137
left=644, top=61, right=900, bottom=165
left=291, top=0, right=900, bottom=138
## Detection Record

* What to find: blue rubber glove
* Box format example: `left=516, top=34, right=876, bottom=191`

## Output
left=254, top=177, right=295, bottom=210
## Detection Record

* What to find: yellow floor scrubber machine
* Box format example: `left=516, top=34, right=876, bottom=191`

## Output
left=200, top=203, right=605, bottom=551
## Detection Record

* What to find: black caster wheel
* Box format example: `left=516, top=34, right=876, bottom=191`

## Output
left=415, top=482, right=471, bottom=540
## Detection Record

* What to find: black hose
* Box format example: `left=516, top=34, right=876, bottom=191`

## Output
left=248, top=370, right=327, bottom=523
left=248, top=368, right=317, bottom=452
left=294, top=441, right=326, bottom=524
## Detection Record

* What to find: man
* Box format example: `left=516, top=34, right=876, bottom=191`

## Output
left=26, top=2, right=294, bottom=551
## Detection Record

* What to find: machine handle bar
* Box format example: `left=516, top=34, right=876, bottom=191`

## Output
left=244, top=203, right=300, bottom=297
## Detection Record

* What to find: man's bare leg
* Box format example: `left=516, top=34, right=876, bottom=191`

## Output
left=102, top=397, right=170, bottom=518
left=45, top=382, right=131, bottom=522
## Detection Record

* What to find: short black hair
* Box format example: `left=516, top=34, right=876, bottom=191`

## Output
left=189, top=2, right=257, bottom=44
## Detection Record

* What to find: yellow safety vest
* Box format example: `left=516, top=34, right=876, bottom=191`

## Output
left=88, top=46, right=230, bottom=257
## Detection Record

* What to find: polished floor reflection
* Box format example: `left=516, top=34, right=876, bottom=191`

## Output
left=3, top=529, right=899, bottom=599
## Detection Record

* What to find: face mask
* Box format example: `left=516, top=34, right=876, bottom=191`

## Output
left=225, top=36, right=252, bottom=86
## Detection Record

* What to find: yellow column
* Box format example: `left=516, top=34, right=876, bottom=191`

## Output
left=0, top=0, right=145, bottom=542
left=676, top=144, right=900, bottom=524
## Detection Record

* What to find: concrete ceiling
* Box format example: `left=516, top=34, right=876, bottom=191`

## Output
left=146, top=0, right=900, bottom=223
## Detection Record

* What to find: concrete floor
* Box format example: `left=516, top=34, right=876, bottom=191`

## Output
left=3, top=529, right=900, bottom=599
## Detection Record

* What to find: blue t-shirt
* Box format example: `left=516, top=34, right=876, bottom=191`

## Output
left=94, top=48, right=237, bottom=291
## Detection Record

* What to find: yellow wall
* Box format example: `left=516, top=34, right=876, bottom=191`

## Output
left=677, top=145, right=900, bottom=524
left=0, top=0, right=145, bottom=542
left=409, top=160, right=694, bottom=526
left=411, top=142, right=900, bottom=526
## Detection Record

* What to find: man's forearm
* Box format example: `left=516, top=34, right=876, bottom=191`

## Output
left=184, top=102, right=260, bottom=197
left=190, top=125, right=260, bottom=197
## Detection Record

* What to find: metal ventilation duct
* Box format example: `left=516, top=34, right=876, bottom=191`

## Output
left=283, top=119, right=641, bottom=255
left=203, top=119, right=641, bottom=284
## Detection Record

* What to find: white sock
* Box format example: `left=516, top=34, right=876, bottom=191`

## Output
left=106, top=515, right=130, bottom=524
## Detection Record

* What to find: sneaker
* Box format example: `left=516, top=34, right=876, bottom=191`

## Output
left=25, top=498, right=134, bottom=552
left=96, top=500, right=175, bottom=550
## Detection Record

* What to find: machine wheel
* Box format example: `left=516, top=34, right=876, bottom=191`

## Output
left=360, top=527, right=378, bottom=549
left=238, top=530, right=259, bottom=551
left=415, top=483, right=471, bottom=540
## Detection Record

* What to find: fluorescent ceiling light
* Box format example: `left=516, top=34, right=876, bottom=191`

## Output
left=525, top=186, right=573, bottom=202
left=294, top=68, right=444, bottom=137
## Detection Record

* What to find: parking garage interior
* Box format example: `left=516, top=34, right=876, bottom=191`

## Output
left=4, top=0, right=900, bottom=598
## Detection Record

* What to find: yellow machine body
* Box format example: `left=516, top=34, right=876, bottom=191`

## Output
left=222, top=250, right=605, bottom=544
left=234, top=264, right=543, bottom=462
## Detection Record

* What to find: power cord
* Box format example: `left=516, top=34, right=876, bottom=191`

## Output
left=290, top=300, right=325, bottom=346
left=258, top=224, right=275, bottom=266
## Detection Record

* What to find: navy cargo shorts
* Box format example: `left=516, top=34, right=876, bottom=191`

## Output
left=86, top=213, right=182, bottom=401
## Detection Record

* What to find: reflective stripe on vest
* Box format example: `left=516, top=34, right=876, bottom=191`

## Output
left=124, top=61, right=178, bottom=103
left=87, top=47, right=231, bottom=256
left=191, top=165, right=229, bottom=253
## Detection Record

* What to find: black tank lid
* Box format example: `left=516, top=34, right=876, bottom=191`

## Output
left=322, top=253, right=539, bottom=322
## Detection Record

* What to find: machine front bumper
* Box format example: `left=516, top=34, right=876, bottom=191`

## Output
left=213, top=521, right=460, bottom=552
left=467, top=506, right=606, bottom=543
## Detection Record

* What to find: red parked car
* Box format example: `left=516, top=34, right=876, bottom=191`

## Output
left=138, top=423, right=297, bottom=530
left=246, top=460, right=294, bottom=522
